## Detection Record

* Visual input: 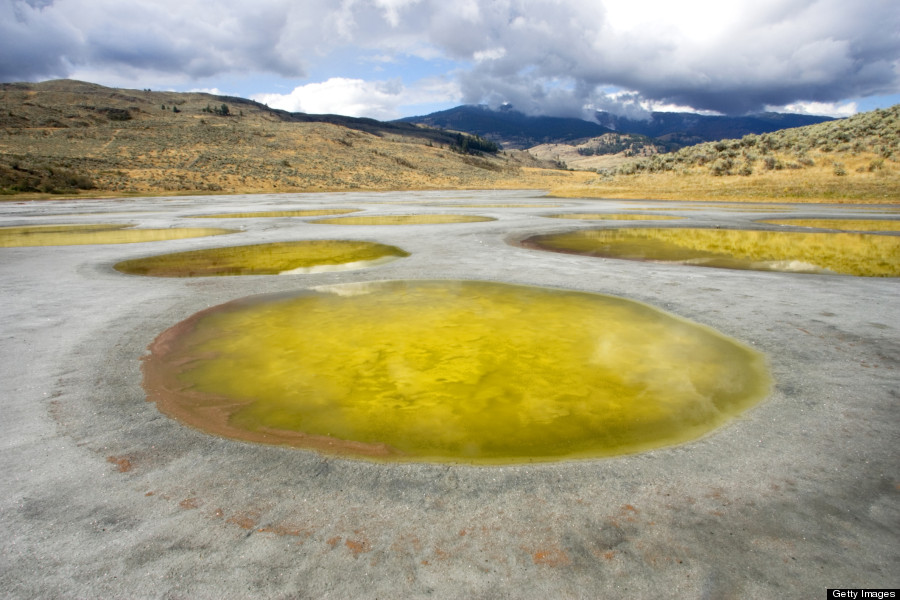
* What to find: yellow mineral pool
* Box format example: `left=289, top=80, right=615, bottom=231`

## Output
left=520, top=227, right=900, bottom=277
left=115, top=240, right=409, bottom=277
left=0, top=224, right=235, bottom=247
left=143, top=280, right=771, bottom=464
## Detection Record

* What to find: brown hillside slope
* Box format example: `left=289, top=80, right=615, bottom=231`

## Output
left=528, top=133, right=667, bottom=171
left=0, top=80, right=589, bottom=198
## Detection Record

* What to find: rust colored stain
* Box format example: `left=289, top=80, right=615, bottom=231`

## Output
left=257, top=525, right=310, bottom=538
left=390, top=534, right=422, bottom=554
left=345, top=538, right=372, bottom=556
left=106, top=456, right=132, bottom=472
left=179, top=497, right=201, bottom=510
left=532, top=546, right=571, bottom=567
left=327, top=536, right=341, bottom=548
left=226, top=511, right=259, bottom=530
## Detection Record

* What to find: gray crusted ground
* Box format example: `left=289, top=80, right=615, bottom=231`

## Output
left=1, top=190, right=897, bottom=599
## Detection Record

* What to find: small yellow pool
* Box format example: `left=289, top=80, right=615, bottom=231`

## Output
left=520, top=227, right=900, bottom=277
left=0, top=224, right=235, bottom=247
left=115, top=240, right=409, bottom=277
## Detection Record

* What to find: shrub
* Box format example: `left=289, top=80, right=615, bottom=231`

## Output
left=98, top=107, right=132, bottom=121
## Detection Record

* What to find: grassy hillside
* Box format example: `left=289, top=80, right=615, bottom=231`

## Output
left=0, top=80, right=589, bottom=198
left=528, top=133, right=672, bottom=171
left=552, top=106, right=900, bottom=203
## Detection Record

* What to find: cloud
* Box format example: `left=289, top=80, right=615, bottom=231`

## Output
left=767, top=100, right=859, bottom=118
left=252, top=76, right=460, bottom=120
left=2, top=0, right=897, bottom=117
left=445, top=0, right=900, bottom=116
left=0, top=0, right=81, bottom=80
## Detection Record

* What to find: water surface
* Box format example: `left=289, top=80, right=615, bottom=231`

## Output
left=521, top=228, right=900, bottom=277
left=0, top=223, right=235, bottom=247
left=144, top=280, right=771, bottom=463
left=115, top=240, right=408, bottom=277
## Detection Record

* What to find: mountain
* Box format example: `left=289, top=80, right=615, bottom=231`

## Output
left=399, top=105, right=836, bottom=150
left=594, top=111, right=835, bottom=144
left=0, top=80, right=584, bottom=196
left=396, top=105, right=613, bottom=149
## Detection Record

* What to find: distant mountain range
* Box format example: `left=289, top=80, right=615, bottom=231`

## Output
left=593, top=110, right=836, bottom=146
left=397, top=105, right=835, bottom=149
left=396, top=105, right=611, bottom=149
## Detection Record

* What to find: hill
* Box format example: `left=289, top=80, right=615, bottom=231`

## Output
left=527, top=133, right=671, bottom=171
left=552, top=105, right=900, bottom=203
left=0, top=80, right=587, bottom=197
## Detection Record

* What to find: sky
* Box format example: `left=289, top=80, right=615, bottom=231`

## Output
left=2, top=0, right=899, bottom=121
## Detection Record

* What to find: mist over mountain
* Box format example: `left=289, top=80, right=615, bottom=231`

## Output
left=399, top=105, right=836, bottom=150
left=594, top=111, right=836, bottom=146
left=396, top=105, right=613, bottom=149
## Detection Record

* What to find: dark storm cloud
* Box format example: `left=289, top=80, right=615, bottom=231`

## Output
left=444, top=0, right=900, bottom=115
left=1, top=0, right=82, bottom=80
left=2, top=0, right=897, bottom=116
left=0, top=0, right=310, bottom=82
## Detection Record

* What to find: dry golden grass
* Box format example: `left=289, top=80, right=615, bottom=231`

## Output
left=0, top=80, right=590, bottom=200
left=550, top=151, right=900, bottom=204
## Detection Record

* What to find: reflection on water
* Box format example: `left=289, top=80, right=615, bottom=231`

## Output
left=194, top=209, right=359, bottom=218
left=0, top=224, right=235, bottom=247
left=521, top=228, right=900, bottom=277
left=759, top=218, right=900, bottom=232
left=311, top=214, right=495, bottom=225
left=115, top=240, right=409, bottom=277
left=143, top=280, right=771, bottom=464
left=546, top=213, right=682, bottom=221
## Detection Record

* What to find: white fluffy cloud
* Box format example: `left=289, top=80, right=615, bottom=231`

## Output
left=3, top=0, right=898, bottom=117
left=252, top=76, right=460, bottom=120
